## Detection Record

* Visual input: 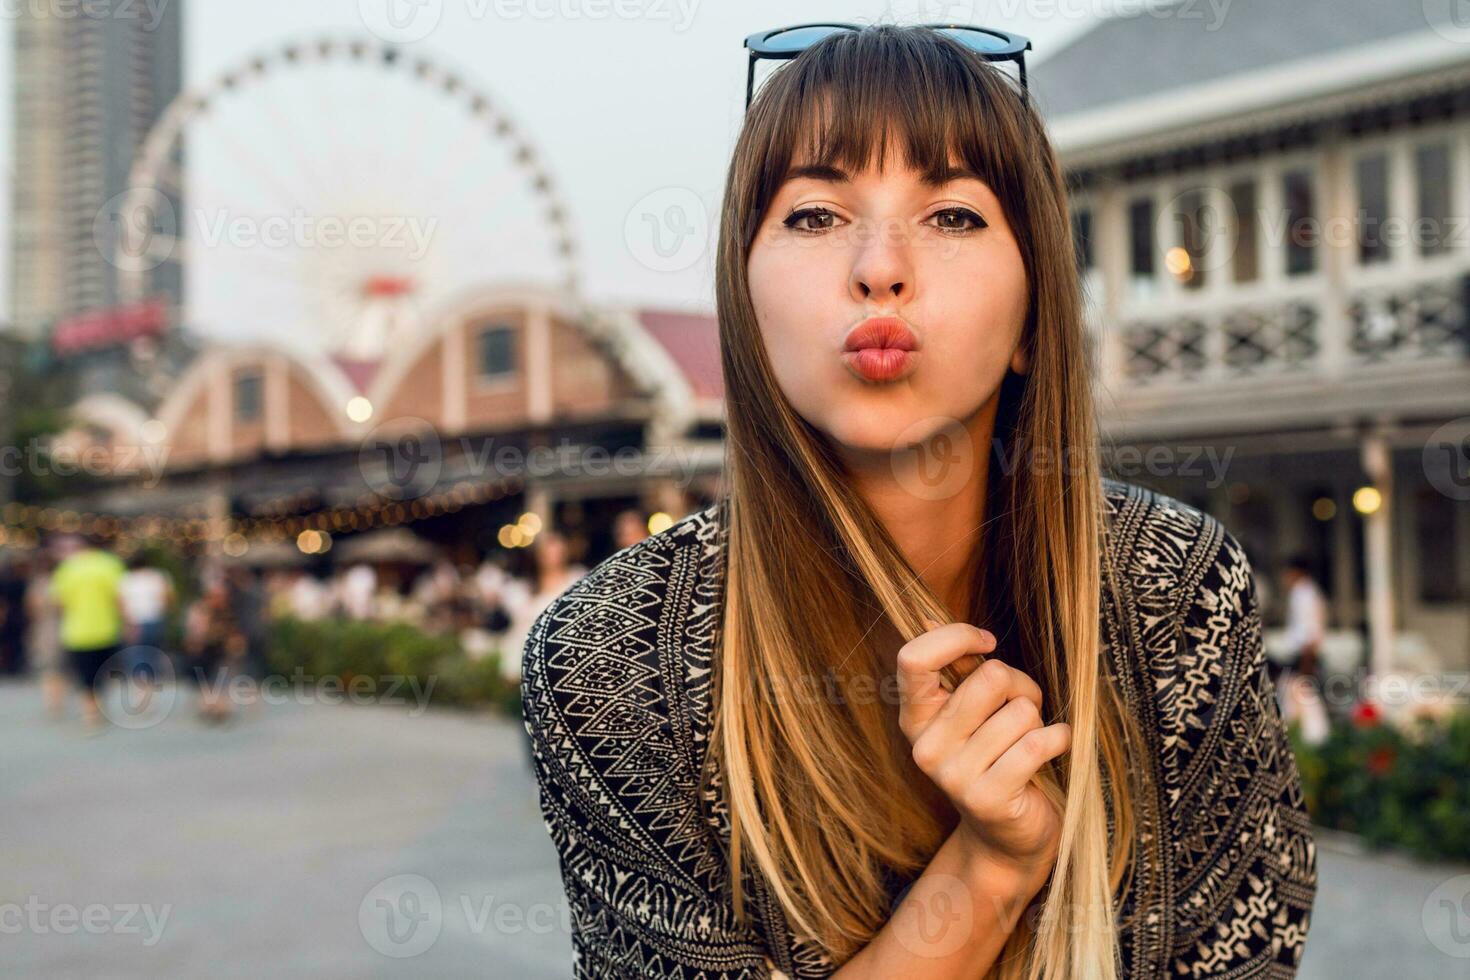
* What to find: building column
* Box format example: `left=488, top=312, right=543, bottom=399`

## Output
left=207, top=359, right=232, bottom=462
left=524, top=483, right=553, bottom=532
left=1360, top=431, right=1396, bottom=678
left=1318, top=129, right=1352, bottom=379
left=204, top=486, right=231, bottom=559
left=443, top=320, right=467, bottom=433
left=526, top=305, right=553, bottom=424
left=1095, top=180, right=1127, bottom=388
left=1330, top=484, right=1357, bottom=632
left=264, top=353, right=290, bottom=451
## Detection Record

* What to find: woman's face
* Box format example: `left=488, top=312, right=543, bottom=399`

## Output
left=746, top=149, right=1030, bottom=463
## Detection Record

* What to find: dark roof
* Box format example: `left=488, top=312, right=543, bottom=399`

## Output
left=1031, top=0, right=1440, bottom=118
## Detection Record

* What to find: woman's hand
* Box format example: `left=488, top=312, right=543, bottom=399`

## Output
left=895, top=620, right=1070, bottom=889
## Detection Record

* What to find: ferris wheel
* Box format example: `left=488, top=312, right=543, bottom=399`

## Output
left=112, top=35, right=583, bottom=380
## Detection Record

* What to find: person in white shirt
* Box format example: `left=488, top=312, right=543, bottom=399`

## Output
left=338, top=564, right=377, bottom=620
left=119, top=557, right=175, bottom=689
left=1278, top=554, right=1327, bottom=684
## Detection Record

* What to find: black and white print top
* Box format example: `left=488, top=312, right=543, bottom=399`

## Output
left=521, top=478, right=1318, bottom=978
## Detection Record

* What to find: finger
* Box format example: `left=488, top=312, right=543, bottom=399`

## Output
left=923, top=657, right=1044, bottom=750
left=945, top=693, right=1044, bottom=777
left=980, top=722, right=1072, bottom=796
left=895, top=622, right=997, bottom=735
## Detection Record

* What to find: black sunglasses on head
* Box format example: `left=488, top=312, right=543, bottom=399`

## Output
left=743, top=23, right=1033, bottom=110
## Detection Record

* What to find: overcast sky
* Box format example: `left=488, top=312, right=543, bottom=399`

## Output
left=0, top=0, right=1107, bottom=338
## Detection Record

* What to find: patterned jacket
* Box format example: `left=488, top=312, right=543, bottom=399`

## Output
left=521, top=479, right=1318, bottom=977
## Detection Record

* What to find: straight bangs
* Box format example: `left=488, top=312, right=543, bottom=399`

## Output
left=742, top=27, right=1037, bottom=264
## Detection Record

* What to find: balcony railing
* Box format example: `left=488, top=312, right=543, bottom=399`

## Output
left=1110, top=270, right=1470, bottom=387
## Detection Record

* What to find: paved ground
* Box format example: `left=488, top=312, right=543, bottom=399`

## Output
left=2, top=678, right=1465, bottom=978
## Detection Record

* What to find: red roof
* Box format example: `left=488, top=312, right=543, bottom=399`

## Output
left=637, top=309, right=722, bottom=401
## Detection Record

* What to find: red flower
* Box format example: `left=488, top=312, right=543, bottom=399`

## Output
left=1351, top=701, right=1381, bottom=728
left=1366, top=746, right=1395, bottom=776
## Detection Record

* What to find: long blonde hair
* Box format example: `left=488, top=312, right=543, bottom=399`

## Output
left=706, top=25, right=1148, bottom=979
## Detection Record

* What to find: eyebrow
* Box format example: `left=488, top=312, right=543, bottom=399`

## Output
left=781, top=163, right=988, bottom=188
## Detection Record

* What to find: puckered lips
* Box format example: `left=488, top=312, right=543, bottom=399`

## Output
left=841, top=316, right=919, bottom=383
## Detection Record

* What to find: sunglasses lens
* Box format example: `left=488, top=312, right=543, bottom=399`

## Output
left=940, top=28, right=1012, bottom=54
left=761, top=25, right=849, bottom=53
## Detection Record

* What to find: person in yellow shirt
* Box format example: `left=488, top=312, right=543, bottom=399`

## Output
left=49, top=535, right=127, bottom=728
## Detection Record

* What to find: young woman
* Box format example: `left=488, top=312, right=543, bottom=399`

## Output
left=522, top=25, right=1317, bottom=979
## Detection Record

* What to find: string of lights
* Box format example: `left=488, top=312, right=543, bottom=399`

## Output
left=0, top=474, right=528, bottom=553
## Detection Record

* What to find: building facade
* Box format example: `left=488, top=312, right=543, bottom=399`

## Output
left=42, top=286, right=725, bottom=567
left=1035, top=0, right=1470, bottom=674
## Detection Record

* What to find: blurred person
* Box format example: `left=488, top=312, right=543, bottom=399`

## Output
left=263, top=570, right=295, bottom=619
left=24, top=552, right=64, bottom=719
left=0, top=553, right=30, bottom=675
left=498, top=529, right=585, bottom=683
left=1274, top=555, right=1331, bottom=747
left=472, top=553, right=521, bottom=635
left=1277, top=554, right=1326, bottom=685
left=287, top=570, right=331, bottom=621
left=184, top=580, right=245, bottom=724
left=226, top=565, right=268, bottom=683
left=49, top=536, right=127, bottom=729
left=119, top=554, right=175, bottom=698
left=412, top=559, right=460, bottom=632
left=612, top=508, right=649, bottom=551
left=339, top=563, right=377, bottom=620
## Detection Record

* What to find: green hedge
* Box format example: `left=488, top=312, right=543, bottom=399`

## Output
left=1289, top=709, right=1470, bottom=863
left=267, top=616, right=522, bottom=718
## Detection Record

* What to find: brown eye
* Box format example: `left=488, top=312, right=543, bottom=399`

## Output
left=783, top=207, right=839, bottom=232
left=931, top=207, right=987, bottom=232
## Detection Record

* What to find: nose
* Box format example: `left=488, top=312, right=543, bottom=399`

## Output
left=849, top=218, right=914, bottom=304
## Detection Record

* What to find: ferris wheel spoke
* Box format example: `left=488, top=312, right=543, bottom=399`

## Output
left=319, top=55, right=383, bottom=220
left=197, top=106, right=327, bottom=224
left=452, top=163, right=549, bottom=244
left=294, top=57, right=368, bottom=213
left=254, top=87, right=343, bottom=210
left=416, top=107, right=509, bottom=207
left=386, top=63, right=450, bottom=206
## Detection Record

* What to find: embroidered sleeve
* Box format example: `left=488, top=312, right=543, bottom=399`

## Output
left=520, top=582, right=778, bottom=978
left=1163, top=528, right=1318, bottom=977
